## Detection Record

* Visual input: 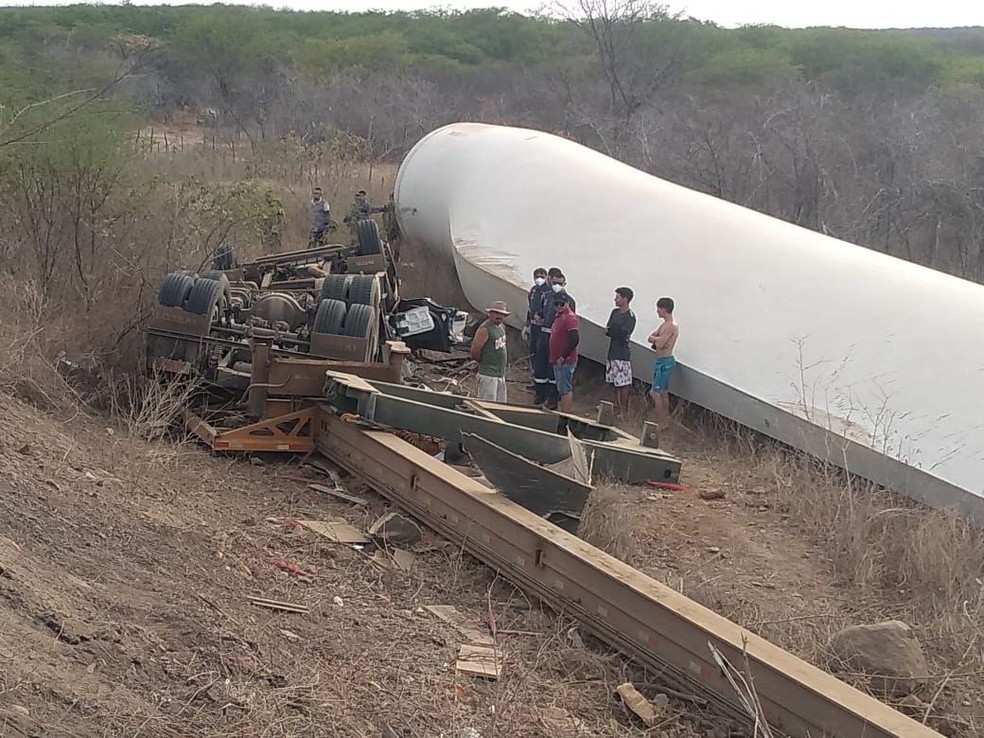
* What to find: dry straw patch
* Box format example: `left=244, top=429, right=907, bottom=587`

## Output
left=663, top=406, right=984, bottom=734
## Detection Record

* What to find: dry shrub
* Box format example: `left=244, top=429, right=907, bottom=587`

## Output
left=578, top=483, right=639, bottom=564
left=772, top=456, right=984, bottom=615
left=104, top=369, right=202, bottom=443
left=0, top=278, right=79, bottom=413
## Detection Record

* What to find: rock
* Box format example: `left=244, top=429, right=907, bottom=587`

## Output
left=368, top=512, right=422, bottom=546
left=699, top=488, right=726, bottom=500
left=828, top=620, right=929, bottom=696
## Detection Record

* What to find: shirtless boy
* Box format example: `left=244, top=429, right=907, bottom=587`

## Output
left=647, top=297, right=679, bottom=424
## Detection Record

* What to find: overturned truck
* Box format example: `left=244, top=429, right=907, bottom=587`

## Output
left=146, top=220, right=466, bottom=391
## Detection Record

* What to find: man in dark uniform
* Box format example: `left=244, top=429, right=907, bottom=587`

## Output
left=534, top=269, right=576, bottom=409
left=523, top=267, right=549, bottom=386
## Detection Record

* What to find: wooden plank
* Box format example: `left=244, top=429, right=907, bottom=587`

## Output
left=248, top=597, right=309, bottom=614
left=299, top=519, right=369, bottom=544
left=307, top=483, right=368, bottom=506
left=455, top=644, right=501, bottom=680
left=423, top=605, right=494, bottom=646
left=372, top=548, right=415, bottom=571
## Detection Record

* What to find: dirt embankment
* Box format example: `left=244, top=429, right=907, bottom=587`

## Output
left=0, top=391, right=727, bottom=738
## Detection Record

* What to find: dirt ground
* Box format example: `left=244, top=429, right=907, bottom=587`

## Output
left=0, top=389, right=732, bottom=738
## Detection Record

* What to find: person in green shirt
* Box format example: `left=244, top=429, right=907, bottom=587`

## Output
left=470, top=300, right=510, bottom=403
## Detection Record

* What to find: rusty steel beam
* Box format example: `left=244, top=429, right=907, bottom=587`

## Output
left=315, top=411, right=941, bottom=738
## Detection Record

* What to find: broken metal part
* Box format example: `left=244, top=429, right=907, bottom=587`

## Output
left=461, top=432, right=590, bottom=531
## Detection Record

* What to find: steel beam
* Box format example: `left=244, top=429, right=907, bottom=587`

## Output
left=316, top=411, right=941, bottom=738
left=327, top=373, right=683, bottom=482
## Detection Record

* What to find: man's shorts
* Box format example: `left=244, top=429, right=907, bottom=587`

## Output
left=553, top=362, right=577, bottom=396
left=651, top=356, right=677, bottom=393
left=477, top=373, right=508, bottom=403
left=605, top=359, right=632, bottom=388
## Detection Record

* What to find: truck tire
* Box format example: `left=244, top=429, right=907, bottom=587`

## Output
left=200, top=270, right=230, bottom=287
left=347, top=274, right=381, bottom=309
left=343, top=303, right=377, bottom=339
left=158, top=272, right=195, bottom=307
left=313, top=298, right=347, bottom=335
left=200, top=270, right=231, bottom=303
left=321, top=274, right=352, bottom=303
left=356, top=219, right=383, bottom=256
left=184, top=276, right=226, bottom=317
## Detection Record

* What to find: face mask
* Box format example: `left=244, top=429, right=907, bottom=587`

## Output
left=551, top=283, right=563, bottom=293
left=534, top=277, right=546, bottom=286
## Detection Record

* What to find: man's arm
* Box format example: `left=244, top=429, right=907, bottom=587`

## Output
left=649, top=325, right=676, bottom=349
left=604, top=310, right=614, bottom=337
left=625, top=313, right=637, bottom=339
left=470, top=326, right=489, bottom=362
left=561, top=328, right=580, bottom=362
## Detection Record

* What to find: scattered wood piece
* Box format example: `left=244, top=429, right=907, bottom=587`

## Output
left=372, top=548, right=416, bottom=571
left=308, top=483, right=368, bottom=506
left=699, top=488, right=726, bottom=500
left=299, top=519, right=369, bottom=544
left=248, top=596, right=308, bottom=614
left=615, top=682, right=659, bottom=726
left=455, top=644, right=501, bottom=680
left=302, top=458, right=342, bottom=480
left=280, top=629, right=301, bottom=641
left=423, top=605, right=494, bottom=646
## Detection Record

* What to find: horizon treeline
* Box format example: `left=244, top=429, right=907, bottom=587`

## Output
left=3, top=3, right=984, bottom=282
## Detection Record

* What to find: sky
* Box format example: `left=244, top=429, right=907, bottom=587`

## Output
left=3, top=0, right=984, bottom=30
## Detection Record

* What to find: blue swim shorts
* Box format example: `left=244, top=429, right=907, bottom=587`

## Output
left=554, top=362, right=577, bottom=396
left=651, top=356, right=677, bottom=393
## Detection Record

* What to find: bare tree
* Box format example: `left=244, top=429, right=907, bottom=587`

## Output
left=552, top=0, right=683, bottom=150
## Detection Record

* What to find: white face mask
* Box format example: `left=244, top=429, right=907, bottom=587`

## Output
left=551, top=283, right=563, bottom=293
left=534, top=277, right=546, bottom=286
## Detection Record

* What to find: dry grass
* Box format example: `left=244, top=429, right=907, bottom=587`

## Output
left=634, top=404, right=984, bottom=734
left=578, top=483, right=640, bottom=566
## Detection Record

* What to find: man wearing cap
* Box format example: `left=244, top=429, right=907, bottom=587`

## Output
left=470, top=301, right=510, bottom=403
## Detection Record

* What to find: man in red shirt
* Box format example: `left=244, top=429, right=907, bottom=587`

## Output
left=548, top=293, right=580, bottom=413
